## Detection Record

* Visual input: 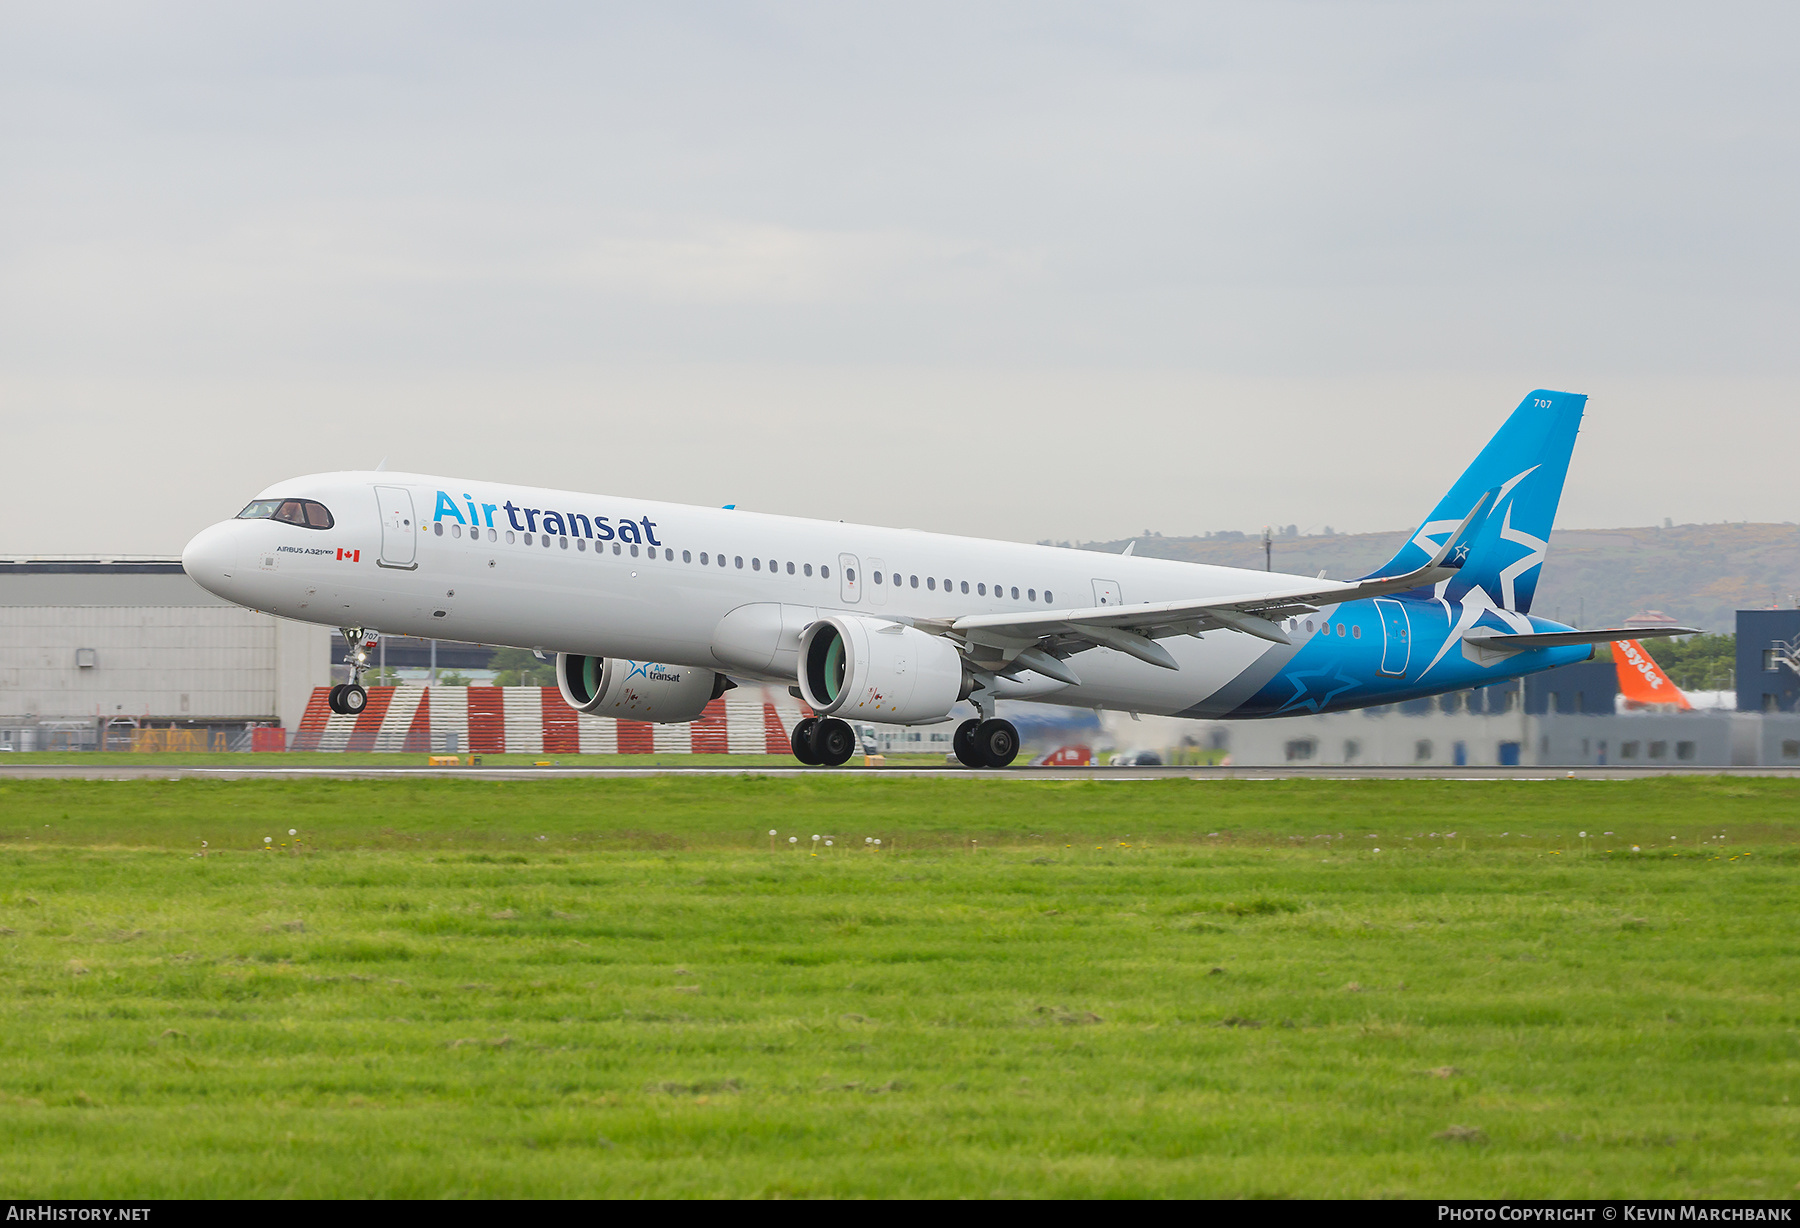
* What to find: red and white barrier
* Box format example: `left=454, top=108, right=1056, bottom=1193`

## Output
left=291, top=685, right=809, bottom=754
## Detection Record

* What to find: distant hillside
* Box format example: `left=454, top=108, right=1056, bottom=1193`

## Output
left=1069, top=523, right=1800, bottom=633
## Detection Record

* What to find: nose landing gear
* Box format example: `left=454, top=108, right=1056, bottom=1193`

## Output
left=328, top=683, right=368, bottom=716
left=328, top=626, right=377, bottom=716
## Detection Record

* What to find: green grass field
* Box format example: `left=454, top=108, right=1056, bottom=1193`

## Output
left=0, top=775, right=1796, bottom=1198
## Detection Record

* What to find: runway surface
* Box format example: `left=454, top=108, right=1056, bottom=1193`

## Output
left=2, top=763, right=1796, bottom=782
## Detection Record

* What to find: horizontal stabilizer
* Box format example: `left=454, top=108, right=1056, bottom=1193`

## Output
left=1462, top=626, right=1701, bottom=655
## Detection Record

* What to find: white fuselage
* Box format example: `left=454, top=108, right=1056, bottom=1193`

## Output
left=183, top=470, right=1316, bottom=719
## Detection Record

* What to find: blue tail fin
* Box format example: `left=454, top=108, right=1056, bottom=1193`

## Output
left=1363, top=389, right=1585, bottom=613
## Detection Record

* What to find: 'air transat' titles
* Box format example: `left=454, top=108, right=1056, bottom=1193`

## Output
left=432, top=491, right=663, bottom=546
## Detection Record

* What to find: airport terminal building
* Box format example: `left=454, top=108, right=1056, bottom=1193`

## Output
left=0, top=558, right=329, bottom=750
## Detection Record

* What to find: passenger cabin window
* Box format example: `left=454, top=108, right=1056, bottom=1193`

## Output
left=241, top=499, right=334, bottom=530
left=1010, top=587, right=1019, bottom=599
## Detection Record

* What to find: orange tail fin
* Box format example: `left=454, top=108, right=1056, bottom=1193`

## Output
left=1613, top=639, right=1691, bottom=709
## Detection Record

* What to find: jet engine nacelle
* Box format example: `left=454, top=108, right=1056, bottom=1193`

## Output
left=797, top=614, right=969, bottom=725
left=555, top=654, right=730, bottom=724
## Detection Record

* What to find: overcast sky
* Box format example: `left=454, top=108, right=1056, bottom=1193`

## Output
left=3, top=2, right=1796, bottom=556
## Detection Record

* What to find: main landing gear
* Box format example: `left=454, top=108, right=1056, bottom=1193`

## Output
left=789, top=716, right=857, bottom=767
left=328, top=626, right=376, bottom=716
left=953, top=677, right=1019, bottom=768
left=787, top=682, right=1019, bottom=769
left=953, top=718, right=1020, bottom=768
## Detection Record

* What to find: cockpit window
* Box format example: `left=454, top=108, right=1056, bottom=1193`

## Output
left=238, top=499, right=334, bottom=530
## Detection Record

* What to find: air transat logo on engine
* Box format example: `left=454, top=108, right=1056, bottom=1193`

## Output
left=626, top=662, right=683, bottom=683
left=431, top=490, right=664, bottom=546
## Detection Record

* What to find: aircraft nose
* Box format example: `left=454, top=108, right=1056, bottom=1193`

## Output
left=181, top=521, right=242, bottom=596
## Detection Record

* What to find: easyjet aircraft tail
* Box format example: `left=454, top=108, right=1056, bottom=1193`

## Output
left=1613, top=639, right=1691, bottom=709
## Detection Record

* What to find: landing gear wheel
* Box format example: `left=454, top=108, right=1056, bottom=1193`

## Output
left=814, top=717, right=857, bottom=766
left=953, top=718, right=984, bottom=768
left=789, top=717, right=821, bottom=765
left=335, top=627, right=377, bottom=715
left=975, top=718, right=1020, bottom=768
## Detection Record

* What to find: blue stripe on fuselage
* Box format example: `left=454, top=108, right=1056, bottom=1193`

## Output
left=1226, top=598, right=1591, bottom=718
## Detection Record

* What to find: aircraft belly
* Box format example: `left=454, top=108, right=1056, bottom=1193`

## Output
left=448, top=564, right=719, bottom=663
left=1055, top=633, right=1278, bottom=717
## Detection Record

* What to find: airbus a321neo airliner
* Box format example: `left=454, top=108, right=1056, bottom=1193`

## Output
left=182, top=389, right=1695, bottom=767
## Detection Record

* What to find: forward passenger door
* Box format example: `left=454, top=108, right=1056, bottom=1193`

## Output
left=375, top=487, right=418, bottom=569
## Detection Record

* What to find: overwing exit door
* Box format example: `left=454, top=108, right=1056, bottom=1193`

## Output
left=838, top=554, right=861, bottom=603
left=375, top=486, right=418, bottom=569
left=1092, top=579, right=1122, bottom=606
left=1375, top=598, right=1411, bottom=676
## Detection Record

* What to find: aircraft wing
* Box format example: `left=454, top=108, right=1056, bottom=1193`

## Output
left=941, top=492, right=1497, bottom=684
